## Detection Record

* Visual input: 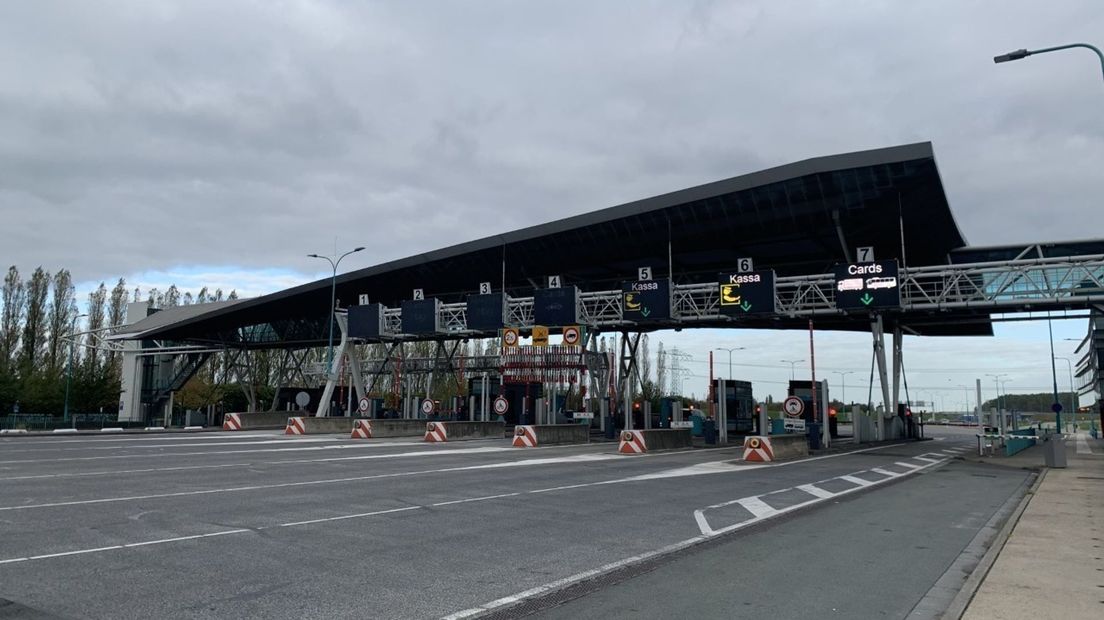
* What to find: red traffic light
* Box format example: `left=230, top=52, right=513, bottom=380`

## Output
left=829, top=407, right=837, bottom=417
left=633, top=402, right=641, bottom=410
left=755, top=405, right=762, bottom=414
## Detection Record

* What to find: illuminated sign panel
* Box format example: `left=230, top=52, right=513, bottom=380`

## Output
left=717, top=270, right=776, bottom=315
left=832, top=260, right=901, bottom=309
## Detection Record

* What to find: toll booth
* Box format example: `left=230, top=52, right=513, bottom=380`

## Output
left=788, top=380, right=829, bottom=423
left=713, top=379, right=757, bottom=435
left=468, top=379, right=542, bottom=425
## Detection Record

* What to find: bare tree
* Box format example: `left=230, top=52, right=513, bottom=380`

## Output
left=1, top=266, right=25, bottom=373
left=656, top=341, right=667, bottom=396
left=19, top=267, right=50, bottom=372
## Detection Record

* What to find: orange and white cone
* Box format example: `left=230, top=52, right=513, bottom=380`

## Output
left=284, top=417, right=306, bottom=436
left=618, top=430, right=646, bottom=454
left=512, top=426, right=538, bottom=447
left=424, top=422, right=448, bottom=443
left=222, top=413, right=242, bottom=431
left=742, top=436, right=774, bottom=462
left=351, top=419, right=373, bottom=439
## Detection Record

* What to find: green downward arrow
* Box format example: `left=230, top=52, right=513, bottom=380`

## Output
left=740, top=301, right=752, bottom=312
left=641, top=307, right=651, bottom=317
left=860, top=293, right=874, bottom=306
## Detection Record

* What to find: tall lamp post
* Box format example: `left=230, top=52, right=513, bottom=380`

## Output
left=832, top=370, right=855, bottom=404
left=308, top=247, right=365, bottom=374
left=713, top=347, right=745, bottom=380
left=994, top=43, right=1104, bottom=83
left=1055, top=356, right=1076, bottom=431
left=781, top=359, right=804, bottom=382
left=985, top=373, right=1008, bottom=431
left=63, top=313, right=88, bottom=424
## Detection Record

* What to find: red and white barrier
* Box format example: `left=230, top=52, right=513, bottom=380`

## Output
left=742, top=436, right=774, bottom=462
left=223, top=413, right=242, bottom=431
left=512, top=425, right=538, bottom=448
left=618, top=430, right=646, bottom=454
left=351, top=419, right=373, bottom=439
left=285, top=417, right=307, bottom=436
left=424, top=422, right=448, bottom=443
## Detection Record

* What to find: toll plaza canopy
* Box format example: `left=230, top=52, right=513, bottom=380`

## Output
left=118, top=141, right=987, bottom=347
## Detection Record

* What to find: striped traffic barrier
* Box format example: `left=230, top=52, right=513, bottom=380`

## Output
left=0, top=429, right=28, bottom=435
left=351, top=419, right=373, bottom=439
left=618, top=430, right=646, bottom=454
left=222, top=413, right=242, bottom=431
left=424, top=422, right=448, bottom=443
left=512, top=425, right=538, bottom=448
left=742, top=436, right=774, bottom=462
left=285, top=417, right=307, bottom=436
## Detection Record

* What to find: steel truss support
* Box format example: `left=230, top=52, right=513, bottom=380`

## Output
left=871, top=314, right=891, bottom=441
left=616, top=332, right=642, bottom=431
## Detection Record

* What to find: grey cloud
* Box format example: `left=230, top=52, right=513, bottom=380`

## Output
left=0, top=0, right=1102, bottom=283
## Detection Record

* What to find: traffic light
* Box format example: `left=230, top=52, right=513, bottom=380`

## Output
left=755, top=405, right=762, bottom=415
left=633, top=402, right=641, bottom=411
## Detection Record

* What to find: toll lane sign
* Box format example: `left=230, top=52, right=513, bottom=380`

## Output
left=833, top=260, right=900, bottom=309
left=718, top=270, right=776, bottom=315
left=622, top=279, right=670, bottom=321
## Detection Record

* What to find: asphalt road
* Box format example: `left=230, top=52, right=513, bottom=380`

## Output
left=0, top=426, right=1031, bottom=619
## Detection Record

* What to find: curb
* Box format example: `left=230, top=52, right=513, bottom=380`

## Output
left=939, top=467, right=1048, bottom=619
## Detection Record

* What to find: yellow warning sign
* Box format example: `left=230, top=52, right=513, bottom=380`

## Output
left=532, top=325, right=549, bottom=347
left=719, top=284, right=742, bottom=306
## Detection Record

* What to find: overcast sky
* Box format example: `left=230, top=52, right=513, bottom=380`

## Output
left=2, top=1, right=1101, bottom=407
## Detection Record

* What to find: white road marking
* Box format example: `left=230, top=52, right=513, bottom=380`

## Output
left=278, top=506, right=420, bottom=527
left=839, top=474, right=875, bottom=487
left=0, top=451, right=619, bottom=512
left=736, top=497, right=777, bottom=519
left=894, top=461, right=922, bottom=469
left=431, top=493, right=522, bottom=507
left=870, top=467, right=902, bottom=477
left=0, top=442, right=505, bottom=465
left=796, top=483, right=835, bottom=499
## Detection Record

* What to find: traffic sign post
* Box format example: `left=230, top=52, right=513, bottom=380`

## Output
left=358, top=397, right=370, bottom=415
left=493, top=396, right=509, bottom=417
left=501, top=328, right=519, bottom=347
left=562, top=325, right=581, bottom=346
left=718, top=270, right=776, bottom=315
left=421, top=398, right=434, bottom=416
left=833, top=260, right=901, bottom=310
left=783, top=396, right=805, bottom=418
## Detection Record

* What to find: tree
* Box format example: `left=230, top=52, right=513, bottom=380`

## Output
left=164, top=285, right=181, bottom=308
left=106, top=279, right=128, bottom=372
left=84, top=283, right=107, bottom=375
left=19, top=267, right=50, bottom=374
left=1, top=266, right=25, bottom=373
left=46, top=269, right=77, bottom=376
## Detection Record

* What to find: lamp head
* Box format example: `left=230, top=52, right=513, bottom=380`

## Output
left=993, top=49, right=1030, bottom=63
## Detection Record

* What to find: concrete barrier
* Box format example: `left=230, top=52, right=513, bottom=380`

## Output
left=349, top=419, right=429, bottom=439
left=223, top=412, right=289, bottom=431
left=618, top=429, right=692, bottom=454
left=285, top=416, right=358, bottom=435
left=744, top=434, right=808, bottom=462
left=424, top=421, right=505, bottom=442
left=512, top=424, right=589, bottom=447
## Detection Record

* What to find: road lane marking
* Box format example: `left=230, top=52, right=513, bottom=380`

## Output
left=839, top=474, right=875, bottom=487
left=796, top=483, right=835, bottom=499
left=736, top=497, right=777, bottom=519
left=894, top=461, right=922, bottom=469
left=431, top=493, right=523, bottom=507
left=0, top=452, right=625, bottom=512
left=278, top=506, right=421, bottom=527
left=871, top=467, right=902, bottom=477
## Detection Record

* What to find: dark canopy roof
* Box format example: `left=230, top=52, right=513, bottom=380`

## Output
left=124, top=141, right=984, bottom=345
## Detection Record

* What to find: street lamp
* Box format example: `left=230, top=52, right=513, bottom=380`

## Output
left=1055, top=357, right=1076, bottom=431
left=713, top=347, right=745, bottom=380
left=832, top=370, right=855, bottom=404
left=63, top=313, right=88, bottom=424
left=986, top=373, right=1008, bottom=434
left=308, top=247, right=365, bottom=374
left=781, top=359, right=804, bottom=382
left=994, top=43, right=1104, bottom=83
